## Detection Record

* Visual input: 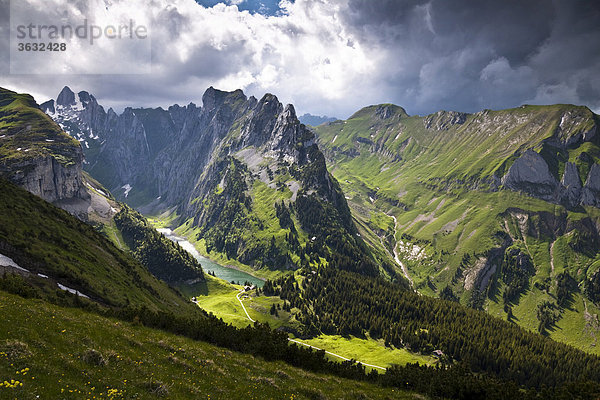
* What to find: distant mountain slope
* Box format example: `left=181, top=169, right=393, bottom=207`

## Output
left=314, top=103, right=600, bottom=352
left=1, top=87, right=204, bottom=287
left=298, top=113, right=338, bottom=126
left=43, top=87, right=386, bottom=278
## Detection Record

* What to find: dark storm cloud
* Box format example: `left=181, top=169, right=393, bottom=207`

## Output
left=1, top=0, right=599, bottom=118
left=339, top=0, right=600, bottom=115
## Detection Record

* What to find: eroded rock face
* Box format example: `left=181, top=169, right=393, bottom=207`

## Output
left=0, top=87, right=89, bottom=206
left=423, top=110, right=468, bottom=130
left=501, top=150, right=559, bottom=200
left=501, top=150, right=600, bottom=208
left=8, top=156, right=89, bottom=203
left=560, top=162, right=583, bottom=208
left=581, top=164, right=600, bottom=207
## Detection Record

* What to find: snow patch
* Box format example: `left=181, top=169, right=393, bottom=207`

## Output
left=121, top=184, right=132, bottom=198
left=157, top=228, right=173, bottom=235
left=0, top=135, right=5, bottom=139
left=73, top=94, right=85, bottom=111
left=560, top=114, right=568, bottom=130
left=37, top=273, right=48, bottom=279
left=57, top=283, right=89, bottom=298
left=331, top=135, right=338, bottom=144
left=45, top=139, right=54, bottom=142
left=0, top=254, right=29, bottom=273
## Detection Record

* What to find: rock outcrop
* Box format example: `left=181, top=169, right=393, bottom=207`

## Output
left=501, top=150, right=559, bottom=201
left=501, top=149, right=600, bottom=209
left=0, top=88, right=89, bottom=207
left=7, top=155, right=88, bottom=203
left=581, top=164, right=600, bottom=207
left=423, top=110, right=468, bottom=130
left=560, top=162, right=583, bottom=208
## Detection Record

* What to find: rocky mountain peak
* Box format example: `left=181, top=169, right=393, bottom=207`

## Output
left=202, top=86, right=247, bottom=112
left=77, top=90, right=97, bottom=108
left=349, top=104, right=408, bottom=121
left=282, top=103, right=297, bottom=120
left=56, top=86, right=76, bottom=106
left=423, top=110, right=469, bottom=130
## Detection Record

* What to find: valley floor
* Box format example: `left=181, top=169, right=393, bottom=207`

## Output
left=193, top=275, right=435, bottom=371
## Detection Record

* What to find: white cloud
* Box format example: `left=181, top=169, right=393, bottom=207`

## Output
left=1, top=0, right=599, bottom=117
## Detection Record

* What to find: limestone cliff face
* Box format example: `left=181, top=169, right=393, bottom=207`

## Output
left=581, top=164, right=600, bottom=207
left=560, top=162, right=583, bottom=208
left=501, top=150, right=560, bottom=201
left=41, top=86, right=335, bottom=211
left=0, top=87, right=89, bottom=206
left=501, top=149, right=600, bottom=209
left=7, top=154, right=87, bottom=203
left=497, top=107, right=599, bottom=209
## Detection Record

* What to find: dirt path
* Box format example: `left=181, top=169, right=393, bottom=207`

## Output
left=236, top=290, right=255, bottom=323
left=288, top=339, right=386, bottom=371
left=112, top=232, right=124, bottom=250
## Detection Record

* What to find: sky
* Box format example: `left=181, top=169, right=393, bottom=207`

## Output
left=1, top=0, right=599, bottom=118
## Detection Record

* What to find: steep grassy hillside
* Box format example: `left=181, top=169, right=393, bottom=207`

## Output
left=114, top=205, right=204, bottom=284
left=0, top=88, right=80, bottom=165
left=0, top=290, right=420, bottom=400
left=314, top=104, right=600, bottom=353
left=0, top=178, right=197, bottom=314
left=271, top=267, right=600, bottom=390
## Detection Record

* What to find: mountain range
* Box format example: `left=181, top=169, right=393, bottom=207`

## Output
left=298, top=113, right=338, bottom=127
left=2, top=84, right=600, bottom=398
left=313, top=103, right=600, bottom=348
left=40, top=86, right=384, bottom=278
left=38, top=87, right=600, bottom=352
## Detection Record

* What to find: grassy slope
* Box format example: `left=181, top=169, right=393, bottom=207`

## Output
left=0, top=88, right=81, bottom=166
left=0, top=290, right=422, bottom=400
left=314, top=104, right=600, bottom=354
left=0, top=178, right=197, bottom=315
left=193, top=275, right=434, bottom=369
